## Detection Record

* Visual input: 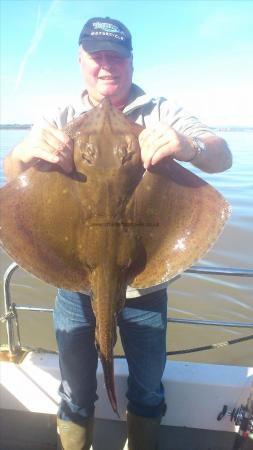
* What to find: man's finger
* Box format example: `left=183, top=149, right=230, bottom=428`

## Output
left=56, top=152, right=74, bottom=173
left=31, top=147, right=60, bottom=163
left=37, top=119, right=72, bottom=150
left=150, top=144, right=174, bottom=166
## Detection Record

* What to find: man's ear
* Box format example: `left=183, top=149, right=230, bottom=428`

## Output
left=130, top=53, right=134, bottom=73
left=78, top=46, right=82, bottom=64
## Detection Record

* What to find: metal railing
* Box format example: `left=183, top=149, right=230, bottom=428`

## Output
left=1, top=262, right=253, bottom=358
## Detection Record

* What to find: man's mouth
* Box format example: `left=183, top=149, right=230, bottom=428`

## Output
left=99, top=76, right=118, bottom=81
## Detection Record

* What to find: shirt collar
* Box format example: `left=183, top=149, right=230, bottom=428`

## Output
left=78, top=83, right=153, bottom=115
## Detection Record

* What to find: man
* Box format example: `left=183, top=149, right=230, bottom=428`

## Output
left=4, top=17, right=232, bottom=450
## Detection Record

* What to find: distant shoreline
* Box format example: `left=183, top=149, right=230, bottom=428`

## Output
left=0, top=124, right=252, bottom=132
left=0, top=124, right=32, bottom=130
left=211, top=127, right=253, bottom=132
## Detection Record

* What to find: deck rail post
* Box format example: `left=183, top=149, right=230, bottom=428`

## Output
left=3, top=262, right=20, bottom=356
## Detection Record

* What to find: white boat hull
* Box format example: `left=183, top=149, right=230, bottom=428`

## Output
left=1, top=351, right=252, bottom=434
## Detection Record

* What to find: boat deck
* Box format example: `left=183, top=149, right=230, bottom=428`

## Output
left=0, top=409, right=243, bottom=450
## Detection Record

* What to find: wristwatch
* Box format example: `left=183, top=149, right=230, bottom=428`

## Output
left=188, top=137, right=207, bottom=161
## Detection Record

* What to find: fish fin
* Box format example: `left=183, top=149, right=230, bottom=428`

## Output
left=127, top=160, right=231, bottom=288
left=0, top=169, right=90, bottom=291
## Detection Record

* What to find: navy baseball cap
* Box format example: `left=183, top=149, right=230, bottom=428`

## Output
left=78, top=17, right=132, bottom=57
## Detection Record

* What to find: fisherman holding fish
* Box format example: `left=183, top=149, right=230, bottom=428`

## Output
left=4, top=17, right=232, bottom=450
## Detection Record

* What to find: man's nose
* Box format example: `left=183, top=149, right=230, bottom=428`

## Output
left=100, top=56, right=113, bottom=68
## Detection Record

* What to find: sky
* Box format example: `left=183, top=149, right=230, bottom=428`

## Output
left=1, top=0, right=253, bottom=126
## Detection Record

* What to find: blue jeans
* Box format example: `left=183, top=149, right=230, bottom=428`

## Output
left=54, top=288, right=167, bottom=423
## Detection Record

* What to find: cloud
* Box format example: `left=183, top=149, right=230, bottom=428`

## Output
left=14, top=0, right=59, bottom=93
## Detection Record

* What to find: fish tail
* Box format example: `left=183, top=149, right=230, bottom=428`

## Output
left=91, top=269, right=126, bottom=416
left=99, top=351, right=119, bottom=416
left=95, top=313, right=120, bottom=416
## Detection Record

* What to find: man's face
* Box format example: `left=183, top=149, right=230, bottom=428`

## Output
left=79, top=47, right=133, bottom=108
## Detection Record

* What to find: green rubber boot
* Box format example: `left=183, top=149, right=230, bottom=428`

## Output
left=126, top=411, right=161, bottom=450
left=57, top=417, right=93, bottom=450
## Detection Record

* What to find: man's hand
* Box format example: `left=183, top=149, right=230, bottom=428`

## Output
left=139, top=123, right=195, bottom=169
left=6, top=121, right=74, bottom=180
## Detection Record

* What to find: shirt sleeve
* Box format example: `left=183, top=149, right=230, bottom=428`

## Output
left=159, top=98, right=215, bottom=137
left=31, top=104, right=78, bottom=133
